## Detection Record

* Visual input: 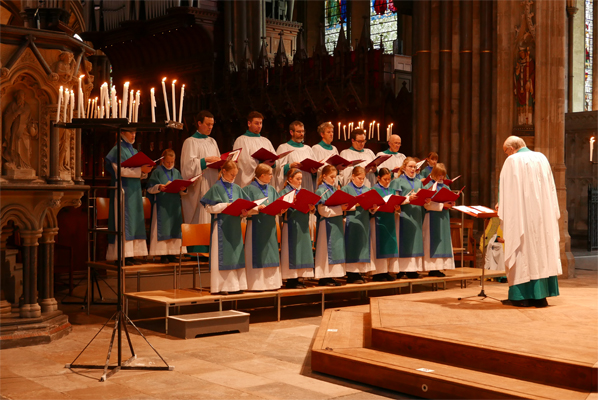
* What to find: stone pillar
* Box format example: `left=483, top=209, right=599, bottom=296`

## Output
left=567, top=4, right=578, bottom=113
left=47, top=125, right=61, bottom=184
left=479, top=0, right=493, bottom=207
left=38, top=227, right=59, bottom=312
left=535, top=0, right=575, bottom=278
left=439, top=0, right=453, bottom=172
left=593, top=0, right=598, bottom=110
left=459, top=0, right=473, bottom=207
left=0, top=226, right=14, bottom=316
left=20, top=230, right=42, bottom=318
left=413, top=0, right=432, bottom=157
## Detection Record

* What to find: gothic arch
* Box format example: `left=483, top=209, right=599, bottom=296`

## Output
left=0, top=205, right=37, bottom=232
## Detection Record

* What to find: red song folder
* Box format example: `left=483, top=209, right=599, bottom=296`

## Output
left=431, top=186, right=465, bottom=203
left=377, top=194, right=406, bottom=213
left=323, top=190, right=357, bottom=208
left=252, top=148, right=294, bottom=162
left=260, top=197, right=293, bottom=216
left=422, top=175, right=461, bottom=186
left=364, top=154, right=392, bottom=170
left=292, top=189, right=322, bottom=213
left=355, top=190, right=386, bottom=210
left=221, top=198, right=259, bottom=217
left=325, top=155, right=364, bottom=168
left=297, top=158, right=324, bottom=173
left=409, top=188, right=437, bottom=206
left=207, top=148, right=242, bottom=169
left=121, top=152, right=156, bottom=168
left=162, top=174, right=202, bottom=194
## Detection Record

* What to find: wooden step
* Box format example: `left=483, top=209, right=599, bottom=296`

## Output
left=312, top=307, right=593, bottom=400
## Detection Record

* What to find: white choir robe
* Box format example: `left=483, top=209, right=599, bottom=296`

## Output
left=232, top=132, right=277, bottom=188
left=338, top=147, right=377, bottom=187
left=369, top=216, right=400, bottom=275
left=275, top=142, right=318, bottom=192
left=205, top=203, right=248, bottom=293
left=243, top=208, right=283, bottom=290
left=312, top=141, right=340, bottom=186
left=376, top=150, right=406, bottom=179
left=106, top=164, right=148, bottom=260
left=180, top=134, right=220, bottom=224
left=422, top=202, right=455, bottom=271
left=499, top=148, right=562, bottom=287
left=314, top=204, right=346, bottom=279
left=147, top=184, right=186, bottom=256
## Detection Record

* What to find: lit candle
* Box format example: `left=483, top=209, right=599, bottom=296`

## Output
left=171, top=79, right=177, bottom=122
left=178, top=84, right=185, bottom=123
left=104, top=84, right=110, bottom=117
left=111, top=85, right=116, bottom=118
left=128, top=89, right=134, bottom=122
left=377, top=123, right=380, bottom=142
left=56, top=86, right=63, bottom=123
left=591, top=137, right=596, bottom=162
left=135, top=90, right=140, bottom=122
left=70, top=90, right=74, bottom=122
left=151, top=88, right=156, bottom=123
left=100, top=105, right=104, bottom=120
left=161, top=77, right=170, bottom=122
left=96, top=105, right=99, bottom=119
left=122, top=82, right=130, bottom=119
left=343, top=125, right=347, bottom=141
left=62, top=88, right=69, bottom=122
left=131, top=99, right=136, bottom=122
left=78, top=75, right=84, bottom=118
left=119, top=100, right=122, bottom=119
left=338, top=122, right=341, bottom=140
left=390, top=123, right=393, bottom=136
left=86, top=98, right=91, bottom=118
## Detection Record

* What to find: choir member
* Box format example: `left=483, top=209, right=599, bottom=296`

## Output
left=275, top=121, right=319, bottom=191
left=146, top=149, right=187, bottom=263
left=200, top=161, right=248, bottom=294
left=315, top=165, right=347, bottom=286
left=422, top=163, right=455, bottom=277
left=311, top=122, right=346, bottom=185
left=339, top=129, right=377, bottom=187
left=419, top=151, right=438, bottom=182
left=390, top=157, right=425, bottom=279
left=279, top=168, right=315, bottom=289
left=341, top=166, right=376, bottom=284
left=241, top=164, right=283, bottom=291
left=232, top=111, right=277, bottom=187
left=105, top=131, right=151, bottom=265
left=376, top=135, right=406, bottom=179
left=181, top=110, right=221, bottom=230
left=370, top=168, right=400, bottom=281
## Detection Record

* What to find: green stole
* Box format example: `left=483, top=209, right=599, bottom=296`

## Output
left=373, top=183, right=399, bottom=258
left=316, top=183, right=345, bottom=264
left=200, top=179, right=246, bottom=270
left=317, top=140, right=333, bottom=150
left=279, top=184, right=314, bottom=269
left=105, top=140, right=146, bottom=244
left=390, top=174, right=424, bottom=257
left=146, top=165, right=184, bottom=241
left=242, top=181, right=280, bottom=269
left=341, top=182, right=371, bottom=263
left=423, top=181, right=453, bottom=258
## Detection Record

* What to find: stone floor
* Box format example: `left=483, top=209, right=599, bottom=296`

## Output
left=1, top=264, right=596, bottom=400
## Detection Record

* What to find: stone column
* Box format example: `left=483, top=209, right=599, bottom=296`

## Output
left=38, top=227, right=59, bottom=313
left=478, top=0, right=493, bottom=207
left=0, top=226, right=14, bottom=316
left=567, top=4, right=578, bottom=113
left=535, top=0, right=575, bottom=278
left=47, top=125, right=61, bottom=184
left=439, top=0, right=453, bottom=173
left=459, top=0, right=473, bottom=206
left=413, top=0, right=432, bottom=157
left=593, top=0, right=598, bottom=110
left=20, top=230, right=42, bottom=318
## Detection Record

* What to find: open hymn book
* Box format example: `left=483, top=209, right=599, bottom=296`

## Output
left=453, top=205, right=497, bottom=218
left=207, top=148, right=242, bottom=169
left=162, top=173, right=202, bottom=193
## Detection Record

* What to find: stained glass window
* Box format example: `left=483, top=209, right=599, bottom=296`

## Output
left=370, top=0, right=397, bottom=54
left=324, top=0, right=347, bottom=54
left=585, top=0, right=594, bottom=110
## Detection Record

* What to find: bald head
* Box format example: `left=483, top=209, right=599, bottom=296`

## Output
left=503, top=136, right=526, bottom=156
left=388, top=135, right=401, bottom=153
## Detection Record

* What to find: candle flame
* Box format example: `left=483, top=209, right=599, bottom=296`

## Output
left=182, top=84, right=185, bottom=88
left=80, top=74, right=85, bottom=79
left=172, top=79, right=177, bottom=84
left=591, top=137, right=596, bottom=144
left=125, top=81, right=130, bottom=86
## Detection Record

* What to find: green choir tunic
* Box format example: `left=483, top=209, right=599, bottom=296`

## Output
left=419, top=165, right=433, bottom=180
left=316, top=183, right=345, bottom=264
left=390, top=174, right=424, bottom=257
left=242, top=180, right=280, bottom=269
left=341, top=182, right=372, bottom=263
left=200, top=179, right=246, bottom=270
left=105, top=139, right=146, bottom=244
left=373, top=182, right=399, bottom=258
left=146, top=165, right=183, bottom=241
left=279, top=184, right=315, bottom=269
left=423, top=182, right=453, bottom=258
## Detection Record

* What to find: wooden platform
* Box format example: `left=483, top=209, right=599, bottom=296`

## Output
left=312, top=284, right=598, bottom=399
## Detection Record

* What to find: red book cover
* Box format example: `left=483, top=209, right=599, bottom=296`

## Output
left=207, top=148, right=242, bottom=169
left=260, top=198, right=293, bottom=216
left=221, top=198, right=258, bottom=217
left=325, top=155, right=365, bottom=167
left=364, top=154, right=392, bottom=170
left=121, top=152, right=156, bottom=168
left=355, top=190, right=385, bottom=210
left=409, top=188, right=437, bottom=206
left=162, top=174, right=202, bottom=194
left=323, top=190, right=357, bottom=208
left=443, top=175, right=461, bottom=186
left=377, top=194, right=406, bottom=213
left=297, top=158, right=324, bottom=173
left=292, top=189, right=322, bottom=213
left=252, top=148, right=293, bottom=162
left=431, top=186, right=464, bottom=203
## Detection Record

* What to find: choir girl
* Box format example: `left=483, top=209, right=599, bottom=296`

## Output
left=419, top=151, right=438, bottom=181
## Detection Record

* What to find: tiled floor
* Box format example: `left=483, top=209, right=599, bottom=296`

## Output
left=1, top=265, right=596, bottom=400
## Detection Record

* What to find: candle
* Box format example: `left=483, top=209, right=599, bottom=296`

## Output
left=178, top=84, right=185, bottom=123
left=96, top=105, right=99, bottom=119
left=161, top=77, right=170, bottom=122
left=131, top=100, right=136, bottom=123
left=128, top=89, right=134, bottom=122
left=151, top=88, right=156, bottom=123
left=171, top=79, right=177, bottom=122
left=390, top=123, right=393, bottom=137
left=86, top=98, right=91, bottom=118
left=100, top=105, right=104, bottom=120
left=70, top=89, right=74, bottom=122
left=78, top=75, right=84, bottom=118
left=377, top=123, right=380, bottom=142
left=119, top=100, right=122, bottom=119
left=111, top=86, right=116, bottom=118
left=343, top=125, right=347, bottom=141
left=104, top=84, right=110, bottom=117
left=56, top=86, right=63, bottom=123
left=122, top=82, right=129, bottom=119
left=62, top=88, right=69, bottom=122
left=591, top=137, right=596, bottom=162
left=338, top=122, right=341, bottom=140
left=135, top=90, right=140, bottom=122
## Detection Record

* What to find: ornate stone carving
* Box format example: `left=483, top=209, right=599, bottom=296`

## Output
left=58, top=128, right=72, bottom=173
left=2, top=90, right=37, bottom=171
left=46, top=199, right=61, bottom=209
left=513, top=0, right=536, bottom=128
left=52, top=51, right=75, bottom=85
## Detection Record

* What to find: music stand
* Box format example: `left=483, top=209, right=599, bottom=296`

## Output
left=453, top=205, right=502, bottom=302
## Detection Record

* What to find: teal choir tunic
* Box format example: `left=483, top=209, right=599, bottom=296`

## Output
left=200, top=179, right=246, bottom=270
left=105, top=139, right=146, bottom=244
left=242, top=180, right=280, bottom=269
left=279, top=184, right=315, bottom=270
left=146, top=165, right=183, bottom=241
left=372, top=182, right=399, bottom=259
left=390, top=174, right=425, bottom=257
left=419, top=165, right=433, bottom=180
left=341, top=182, right=372, bottom=264
left=316, top=182, right=345, bottom=264
left=423, top=182, right=453, bottom=258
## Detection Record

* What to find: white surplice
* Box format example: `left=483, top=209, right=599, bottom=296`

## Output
left=232, top=133, right=277, bottom=188
left=312, top=142, right=340, bottom=185
left=376, top=150, right=406, bottom=179
left=180, top=134, right=220, bottom=224
left=498, top=149, right=562, bottom=287
left=338, top=147, right=377, bottom=187
left=275, top=142, right=317, bottom=192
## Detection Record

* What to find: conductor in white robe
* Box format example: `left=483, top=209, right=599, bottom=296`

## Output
left=498, top=136, right=561, bottom=308
left=312, top=122, right=346, bottom=186
left=232, top=111, right=277, bottom=187
left=339, top=129, right=377, bottom=187
left=180, top=110, right=221, bottom=225
left=275, top=121, right=319, bottom=191
left=376, top=134, right=406, bottom=179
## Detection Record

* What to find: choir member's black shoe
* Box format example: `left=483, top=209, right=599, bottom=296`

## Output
left=501, top=299, right=532, bottom=307
left=168, top=255, right=178, bottom=263
left=286, top=279, right=304, bottom=289
left=372, top=274, right=387, bottom=282
left=125, top=258, right=135, bottom=266
left=160, top=256, right=170, bottom=264
left=318, top=279, right=336, bottom=287
left=132, top=258, right=143, bottom=265
left=347, top=273, right=365, bottom=284
left=428, top=270, right=446, bottom=277
left=532, top=298, right=549, bottom=308
left=396, top=272, right=406, bottom=279
left=384, top=273, right=396, bottom=281
left=406, top=272, right=421, bottom=279
left=329, top=278, right=341, bottom=286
